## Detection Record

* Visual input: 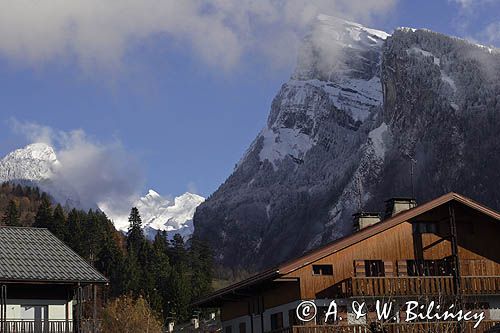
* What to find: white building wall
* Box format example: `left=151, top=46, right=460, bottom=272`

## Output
left=486, top=297, right=500, bottom=320
left=221, top=300, right=304, bottom=333
left=6, top=299, right=72, bottom=321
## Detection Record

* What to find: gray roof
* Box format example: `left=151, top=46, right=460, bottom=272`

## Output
left=0, top=227, right=108, bottom=284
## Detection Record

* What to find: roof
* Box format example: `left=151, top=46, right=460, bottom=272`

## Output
left=0, top=227, right=108, bottom=284
left=195, top=192, right=500, bottom=306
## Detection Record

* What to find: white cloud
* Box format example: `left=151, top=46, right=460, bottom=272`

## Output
left=9, top=119, right=144, bottom=212
left=480, top=22, right=500, bottom=45
left=0, top=0, right=397, bottom=72
left=449, top=0, right=493, bottom=9
left=9, top=119, right=55, bottom=145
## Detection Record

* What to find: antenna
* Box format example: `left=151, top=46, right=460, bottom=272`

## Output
left=404, top=152, right=417, bottom=198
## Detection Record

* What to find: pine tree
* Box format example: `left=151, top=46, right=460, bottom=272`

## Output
left=50, top=204, right=67, bottom=240
left=2, top=199, right=21, bottom=226
left=97, top=233, right=126, bottom=297
left=169, top=233, right=187, bottom=268
left=67, top=209, right=86, bottom=255
left=127, top=207, right=144, bottom=257
left=167, top=269, right=191, bottom=321
left=189, top=236, right=213, bottom=300
left=33, top=194, right=52, bottom=228
left=124, top=251, right=142, bottom=296
left=151, top=231, right=172, bottom=315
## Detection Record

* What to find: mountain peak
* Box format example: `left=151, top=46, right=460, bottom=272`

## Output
left=315, top=14, right=390, bottom=41
left=7, top=142, right=57, bottom=163
left=146, top=189, right=161, bottom=198
left=0, top=142, right=59, bottom=182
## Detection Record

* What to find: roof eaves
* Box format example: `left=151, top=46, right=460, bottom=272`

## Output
left=193, top=268, right=280, bottom=306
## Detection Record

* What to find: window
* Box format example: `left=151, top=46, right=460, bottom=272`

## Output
left=312, top=264, right=333, bottom=276
left=270, top=312, right=283, bottom=330
left=288, top=309, right=301, bottom=326
left=225, top=326, right=232, bottom=333
left=406, top=259, right=453, bottom=276
left=238, top=322, right=246, bottom=333
left=365, top=260, right=385, bottom=277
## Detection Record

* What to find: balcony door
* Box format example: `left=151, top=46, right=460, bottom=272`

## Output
left=365, top=260, right=385, bottom=277
left=21, top=305, right=48, bottom=333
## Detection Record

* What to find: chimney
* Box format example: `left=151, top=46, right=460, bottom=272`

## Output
left=353, top=212, right=381, bottom=232
left=385, top=197, right=417, bottom=218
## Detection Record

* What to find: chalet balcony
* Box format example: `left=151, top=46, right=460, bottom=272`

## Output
left=1, top=319, right=100, bottom=333
left=331, top=276, right=500, bottom=298
left=273, top=321, right=500, bottom=333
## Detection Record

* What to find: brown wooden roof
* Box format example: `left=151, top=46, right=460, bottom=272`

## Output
left=195, top=192, right=500, bottom=306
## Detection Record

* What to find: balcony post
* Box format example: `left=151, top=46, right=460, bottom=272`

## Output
left=0, top=284, right=7, bottom=333
left=93, top=284, right=97, bottom=333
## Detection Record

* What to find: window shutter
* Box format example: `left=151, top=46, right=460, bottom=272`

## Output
left=397, top=260, right=408, bottom=276
left=354, top=260, right=366, bottom=277
left=384, top=261, right=394, bottom=277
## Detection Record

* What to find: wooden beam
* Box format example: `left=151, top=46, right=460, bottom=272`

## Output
left=422, top=237, right=449, bottom=251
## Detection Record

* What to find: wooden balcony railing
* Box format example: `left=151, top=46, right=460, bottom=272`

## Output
left=289, top=321, right=500, bottom=333
left=332, top=276, right=500, bottom=298
left=462, top=276, right=500, bottom=295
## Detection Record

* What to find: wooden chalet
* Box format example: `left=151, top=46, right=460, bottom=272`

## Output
left=195, top=193, right=500, bottom=333
left=0, top=227, right=108, bottom=333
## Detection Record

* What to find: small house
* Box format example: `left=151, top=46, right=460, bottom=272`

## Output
left=0, top=227, right=108, bottom=333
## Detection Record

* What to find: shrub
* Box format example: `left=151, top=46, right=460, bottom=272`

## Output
left=102, top=295, right=163, bottom=333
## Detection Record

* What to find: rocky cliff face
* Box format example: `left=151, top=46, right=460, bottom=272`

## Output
left=194, top=16, right=500, bottom=271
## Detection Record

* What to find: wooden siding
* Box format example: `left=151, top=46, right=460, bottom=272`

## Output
left=221, top=300, right=249, bottom=322
left=220, top=281, right=301, bottom=321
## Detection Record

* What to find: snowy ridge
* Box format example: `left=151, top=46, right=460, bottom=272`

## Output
left=0, top=143, right=59, bottom=182
left=0, top=143, right=82, bottom=207
left=0, top=143, right=204, bottom=239
left=258, top=16, right=387, bottom=167
left=100, top=189, right=204, bottom=239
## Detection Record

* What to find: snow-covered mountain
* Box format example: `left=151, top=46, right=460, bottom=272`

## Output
left=194, top=15, right=500, bottom=271
left=104, top=189, right=205, bottom=239
left=0, top=142, right=83, bottom=207
left=0, top=143, right=204, bottom=238
left=0, top=143, right=59, bottom=181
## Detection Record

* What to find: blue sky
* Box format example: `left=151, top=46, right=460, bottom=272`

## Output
left=1, top=0, right=499, bottom=199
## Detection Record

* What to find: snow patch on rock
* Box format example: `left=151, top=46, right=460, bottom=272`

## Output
left=368, top=122, right=389, bottom=159
left=259, top=127, right=315, bottom=169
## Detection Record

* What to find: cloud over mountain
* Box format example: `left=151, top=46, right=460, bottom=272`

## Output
left=9, top=119, right=144, bottom=212
left=0, top=0, right=396, bottom=71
